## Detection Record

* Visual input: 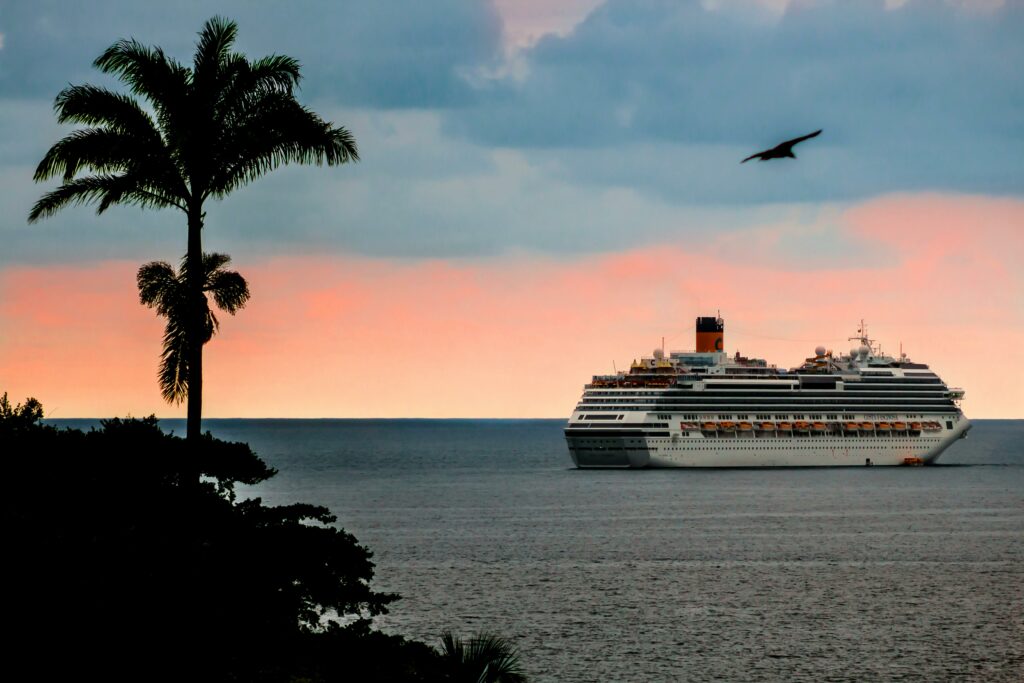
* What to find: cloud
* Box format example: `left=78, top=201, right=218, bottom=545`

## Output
left=4, top=103, right=833, bottom=265
left=493, top=0, right=604, bottom=50
left=443, top=0, right=1024, bottom=202
left=705, top=0, right=1009, bottom=11
left=2, top=193, right=1021, bottom=418
left=3, top=0, right=1022, bottom=268
left=0, top=0, right=502, bottom=107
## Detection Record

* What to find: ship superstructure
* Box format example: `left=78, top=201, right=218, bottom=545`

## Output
left=565, top=316, right=969, bottom=467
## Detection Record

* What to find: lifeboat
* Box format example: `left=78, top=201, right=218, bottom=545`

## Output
left=902, top=456, right=925, bottom=466
left=812, top=422, right=827, bottom=432
left=777, top=422, right=793, bottom=432
left=893, top=421, right=908, bottom=431
left=760, top=421, right=776, bottom=432
left=859, top=421, right=873, bottom=431
left=909, top=421, right=923, bottom=431
left=924, top=421, right=942, bottom=431
left=844, top=422, right=860, bottom=432
left=876, top=422, right=891, bottom=432
left=794, top=421, right=810, bottom=431
left=739, top=421, right=753, bottom=432
left=719, top=421, right=736, bottom=432
left=701, top=422, right=718, bottom=432
left=680, top=422, right=700, bottom=431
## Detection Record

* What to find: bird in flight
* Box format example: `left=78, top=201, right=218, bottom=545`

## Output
left=741, top=129, right=822, bottom=163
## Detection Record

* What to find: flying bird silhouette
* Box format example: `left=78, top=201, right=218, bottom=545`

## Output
left=741, top=129, right=822, bottom=163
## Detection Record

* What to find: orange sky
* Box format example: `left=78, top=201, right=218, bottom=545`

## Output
left=1, top=193, right=1021, bottom=418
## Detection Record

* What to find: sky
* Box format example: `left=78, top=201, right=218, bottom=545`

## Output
left=1, top=0, right=1022, bottom=418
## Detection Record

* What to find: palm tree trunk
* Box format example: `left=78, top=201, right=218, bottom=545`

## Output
left=186, top=206, right=204, bottom=443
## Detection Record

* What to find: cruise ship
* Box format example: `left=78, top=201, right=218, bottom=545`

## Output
left=565, top=316, right=969, bottom=467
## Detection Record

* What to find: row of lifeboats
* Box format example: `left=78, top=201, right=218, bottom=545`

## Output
left=689, top=420, right=943, bottom=433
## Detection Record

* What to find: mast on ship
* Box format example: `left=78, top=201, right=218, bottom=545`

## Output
left=847, top=319, right=885, bottom=361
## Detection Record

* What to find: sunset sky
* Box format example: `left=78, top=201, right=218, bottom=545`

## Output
left=1, top=0, right=1022, bottom=418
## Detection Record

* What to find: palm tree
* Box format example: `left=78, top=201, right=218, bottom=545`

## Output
left=438, top=632, right=528, bottom=683
left=138, top=253, right=249, bottom=405
left=29, top=16, right=357, bottom=441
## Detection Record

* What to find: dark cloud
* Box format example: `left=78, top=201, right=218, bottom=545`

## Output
left=441, top=0, right=1024, bottom=201
left=0, top=0, right=501, bottom=107
left=450, top=0, right=1024, bottom=146
left=3, top=0, right=1022, bottom=265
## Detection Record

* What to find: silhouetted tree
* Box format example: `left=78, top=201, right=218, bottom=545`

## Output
left=2, top=401, right=403, bottom=682
left=2, top=398, right=530, bottom=682
left=138, top=252, right=249, bottom=404
left=0, top=392, right=43, bottom=434
left=29, top=16, right=358, bottom=441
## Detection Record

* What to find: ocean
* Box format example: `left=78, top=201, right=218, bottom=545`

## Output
left=51, top=418, right=1024, bottom=682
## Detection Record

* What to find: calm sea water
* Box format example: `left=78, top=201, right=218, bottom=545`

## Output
left=53, top=418, right=1024, bottom=682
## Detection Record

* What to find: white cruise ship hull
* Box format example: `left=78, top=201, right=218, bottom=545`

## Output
left=567, top=417, right=971, bottom=468
left=566, top=316, right=971, bottom=468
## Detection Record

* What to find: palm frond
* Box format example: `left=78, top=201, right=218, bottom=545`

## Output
left=35, top=128, right=148, bottom=182
left=53, top=85, right=160, bottom=137
left=29, top=175, right=133, bottom=222
left=93, top=38, right=188, bottom=103
left=212, top=53, right=302, bottom=131
left=97, top=170, right=186, bottom=214
left=207, top=270, right=250, bottom=314
left=244, top=54, right=302, bottom=91
left=193, top=16, right=238, bottom=82
left=439, top=632, right=527, bottom=683
left=200, top=252, right=232, bottom=275
left=465, top=633, right=526, bottom=683
left=207, top=93, right=358, bottom=198
left=32, top=128, right=188, bottom=220
left=36, top=85, right=192, bottom=207
left=155, top=293, right=215, bottom=404
left=92, top=36, right=191, bottom=146
left=158, top=311, right=189, bottom=404
left=137, top=260, right=178, bottom=310
left=441, top=632, right=465, bottom=661
left=138, top=252, right=247, bottom=403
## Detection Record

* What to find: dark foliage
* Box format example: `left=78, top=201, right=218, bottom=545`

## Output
left=1, top=399, right=448, bottom=683
left=0, top=392, right=44, bottom=432
left=138, top=252, right=251, bottom=404
left=438, top=632, right=528, bottom=682
left=2, top=398, right=528, bottom=681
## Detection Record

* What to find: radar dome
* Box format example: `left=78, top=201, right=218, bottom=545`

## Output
left=858, top=345, right=870, bottom=358
left=653, top=348, right=665, bottom=360
left=815, top=345, right=826, bottom=357
left=850, top=348, right=859, bottom=359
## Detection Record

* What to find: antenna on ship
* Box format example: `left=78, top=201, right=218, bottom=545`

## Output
left=849, top=319, right=874, bottom=350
